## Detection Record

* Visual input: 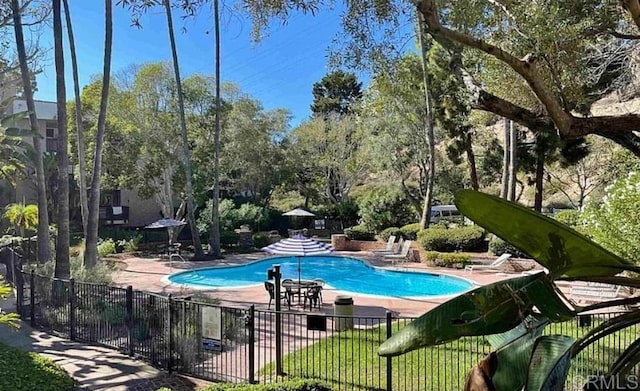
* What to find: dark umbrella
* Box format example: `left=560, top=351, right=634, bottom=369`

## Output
left=145, top=218, right=187, bottom=248
left=262, top=234, right=333, bottom=283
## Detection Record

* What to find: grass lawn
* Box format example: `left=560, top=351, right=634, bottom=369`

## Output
left=262, top=315, right=638, bottom=391
left=0, top=342, right=75, bottom=391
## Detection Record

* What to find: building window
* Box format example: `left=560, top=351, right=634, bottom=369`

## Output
left=45, top=128, right=57, bottom=152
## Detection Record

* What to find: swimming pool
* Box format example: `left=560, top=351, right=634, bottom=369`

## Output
left=167, top=255, right=474, bottom=298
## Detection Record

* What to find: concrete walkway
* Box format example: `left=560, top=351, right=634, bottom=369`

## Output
left=0, top=320, right=210, bottom=391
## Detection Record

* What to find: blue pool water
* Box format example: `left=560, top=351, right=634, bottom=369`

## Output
left=168, top=255, right=473, bottom=297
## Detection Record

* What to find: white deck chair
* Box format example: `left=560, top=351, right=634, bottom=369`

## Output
left=384, top=240, right=412, bottom=264
left=570, top=283, right=622, bottom=301
left=371, top=235, right=396, bottom=254
left=465, top=253, right=512, bottom=273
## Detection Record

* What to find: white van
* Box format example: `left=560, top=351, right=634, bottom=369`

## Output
left=430, top=205, right=461, bottom=223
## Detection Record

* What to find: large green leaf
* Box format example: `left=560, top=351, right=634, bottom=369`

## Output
left=481, top=316, right=548, bottom=391
left=454, top=190, right=632, bottom=279
left=525, top=335, right=574, bottom=391
left=378, top=274, right=574, bottom=356
left=609, top=337, right=640, bottom=380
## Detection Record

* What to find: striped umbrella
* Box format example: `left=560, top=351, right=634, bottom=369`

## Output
left=262, top=234, right=334, bottom=283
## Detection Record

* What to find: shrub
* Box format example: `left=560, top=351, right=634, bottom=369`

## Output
left=34, top=256, right=116, bottom=284
left=582, top=172, right=640, bottom=262
left=418, top=226, right=485, bottom=252
left=0, top=342, right=75, bottom=391
left=356, top=186, right=415, bottom=231
left=418, top=228, right=450, bottom=251
left=399, top=223, right=421, bottom=240
left=199, top=378, right=332, bottom=391
left=423, top=251, right=472, bottom=268
left=252, top=233, right=270, bottom=249
left=344, top=225, right=376, bottom=241
left=220, top=231, right=240, bottom=247
left=488, top=235, right=529, bottom=258
left=97, top=238, right=116, bottom=257
left=379, top=227, right=402, bottom=242
left=553, top=209, right=582, bottom=230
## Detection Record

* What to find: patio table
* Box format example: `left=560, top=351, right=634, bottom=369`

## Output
left=282, top=280, right=319, bottom=305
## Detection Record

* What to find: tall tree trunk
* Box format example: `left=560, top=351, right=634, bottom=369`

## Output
left=507, top=121, right=518, bottom=202
left=208, top=0, right=221, bottom=257
left=163, top=0, right=205, bottom=259
left=63, top=0, right=88, bottom=239
left=417, top=15, right=435, bottom=231
left=464, top=133, right=479, bottom=191
left=84, top=0, right=113, bottom=268
left=53, top=0, right=70, bottom=278
left=500, top=118, right=511, bottom=199
left=11, top=0, right=50, bottom=264
left=534, top=150, right=544, bottom=212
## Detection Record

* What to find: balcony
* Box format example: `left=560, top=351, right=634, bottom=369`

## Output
left=99, top=206, right=129, bottom=225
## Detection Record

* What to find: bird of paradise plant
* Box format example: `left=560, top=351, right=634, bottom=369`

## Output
left=379, top=190, right=640, bottom=390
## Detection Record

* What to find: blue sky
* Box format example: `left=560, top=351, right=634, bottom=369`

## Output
left=33, top=1, right=354, bottom=127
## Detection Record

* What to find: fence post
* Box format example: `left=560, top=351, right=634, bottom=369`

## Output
left=126, top=285, right=133, bottom=356
left=167, top=294, right=173, bottom=374
left=16, top=268, right=23, bottom=318
left=273, top=265, right=283, bottom=376
left=248, top=305, right=255, bottom=384
left=29, top=270, right=35, bottom=327
left=386, top=311, right=393, bottom=391
left=69, top=278, right=76, bottom=341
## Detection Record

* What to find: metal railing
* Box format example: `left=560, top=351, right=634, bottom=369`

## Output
left=15, top=270, right=639, bottom=390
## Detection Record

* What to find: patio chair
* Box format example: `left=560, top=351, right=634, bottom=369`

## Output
left=265, top=281, right=290, bottom=310
left=383, top=240, right=412, bottom=264
left=304, top=285, right=323, bottom=310
left=464, top=253, right=512, bottom=273
left=313, top=278, right=326, bottom=304
left=372, top=235, right=397, bottom=254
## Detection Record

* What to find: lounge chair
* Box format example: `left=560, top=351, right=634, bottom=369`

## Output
left=265, top=281, right=290, bottom=310
left=384, top=240, right=412, bottom=264
left=372, top=235, right=397, bottom=253
left=464, top=253, right=512, bottom=273
left=570, top=283, right=621, bottom=302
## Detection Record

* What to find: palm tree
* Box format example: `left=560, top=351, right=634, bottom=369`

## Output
left=3, top=203, right=38, bottom=238
left=53, top=0, right=70, bottom=278
left=63, top=0, right=89, bottom=239
left=10, top=0, right=50, bottom=264
left=84, top=0, right=113, bottom=268
left=163, top=0, right=205, bottom=259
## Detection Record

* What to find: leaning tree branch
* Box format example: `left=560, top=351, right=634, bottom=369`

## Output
left=594, top=130, right=640, bottom=158
left=415, top=0, right=574, bottom=134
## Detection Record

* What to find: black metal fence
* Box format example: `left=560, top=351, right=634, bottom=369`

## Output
left=15, top=270, right=640, bottom=390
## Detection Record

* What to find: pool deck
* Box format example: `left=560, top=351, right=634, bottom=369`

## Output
left=112, top=251, right=528, bottom=317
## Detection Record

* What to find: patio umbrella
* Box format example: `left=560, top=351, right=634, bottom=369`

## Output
left=262, top=234, right=333, bottom=283
left=145, top=218, right=187, bottom=246
left=282, top=208, right=315, bottom=217
left=283, top=208, right=315, bottom=231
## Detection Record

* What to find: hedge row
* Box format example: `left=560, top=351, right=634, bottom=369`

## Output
left=424, top=251, right=473, bottom=268
left=344, top=225, right=376, bottom=241
left=417, top=226, right=485, bottom=252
